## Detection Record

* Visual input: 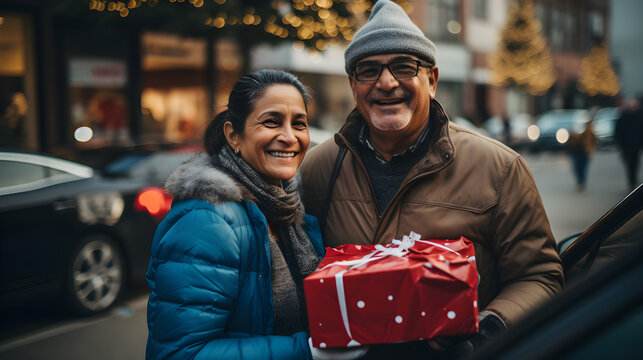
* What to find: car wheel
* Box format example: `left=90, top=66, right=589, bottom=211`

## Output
left=67, top=234, right=125, bottom=314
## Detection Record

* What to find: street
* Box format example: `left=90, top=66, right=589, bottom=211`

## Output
left=528, top=148, right=634, bottom=241
left=0, top=148, right=638, bottom=360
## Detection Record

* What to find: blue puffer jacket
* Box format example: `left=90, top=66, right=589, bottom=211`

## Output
left=146, top=154, right=324, bottom=360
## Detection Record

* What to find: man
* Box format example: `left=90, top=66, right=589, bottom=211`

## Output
left=301, top=0, right=563, bottom=356
left=615, top=97, right=643, bottom=191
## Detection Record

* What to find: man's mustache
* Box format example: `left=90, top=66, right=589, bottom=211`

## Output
left=368, top=89, right=409, bottom=101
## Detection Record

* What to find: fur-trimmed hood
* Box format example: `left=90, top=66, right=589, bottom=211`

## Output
left=165, top=153, right=244, bottom=205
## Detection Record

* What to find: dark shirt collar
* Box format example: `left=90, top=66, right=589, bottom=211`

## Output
left=358, top=119, right=431, bottom=164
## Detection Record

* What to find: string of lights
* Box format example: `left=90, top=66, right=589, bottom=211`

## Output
left=86, top=0, right=412, bottom=52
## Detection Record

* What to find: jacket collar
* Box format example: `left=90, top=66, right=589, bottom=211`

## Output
left=164, top=153, right=246, bottom=205
left=357, top=115, right=432, bottom=164
left=335, top=99, right=455, bottom=173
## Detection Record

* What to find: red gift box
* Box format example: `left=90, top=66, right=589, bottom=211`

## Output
left=304, top=233, right=479, bottom=348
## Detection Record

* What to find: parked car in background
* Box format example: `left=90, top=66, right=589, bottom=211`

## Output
left=0, top=149, right=193, bottom=315
left=592, top=107, right=620, bottom=149
left=101, top=145, right=198, bottom=185
left=308, top=126, right=336, bottom=147
left=528, top=109, right=589, bottom=152
left=452, top=116, right=490, bottom=137
left=484, top=113, right=533, bottom=150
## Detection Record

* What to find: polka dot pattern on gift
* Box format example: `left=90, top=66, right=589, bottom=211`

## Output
left=357, top=300, right=365, bottom=308
left=447, top=311, right=456, bottom=319
left=395, top=315, right=403, bottom=323
left=388, top=295, right=393, bottom=301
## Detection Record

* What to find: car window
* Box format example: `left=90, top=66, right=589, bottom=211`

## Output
left=0, top=160, right=48, bottom=188
left=563, top=200, right=642, bottom=285
left=593, top=118, right=616, bottom=134
left=594, top=107, right=619, bottom=120
left=103, top=154, right=148, bottom=176
left=103, top=151, right=196, bottom=183
left=127, top=152, right=194, bottom=182
left=571, top=210, right=643, bottom=278
left=0, top=160, right=83, bottom=195
left=537, top=116, right=572, bottom=131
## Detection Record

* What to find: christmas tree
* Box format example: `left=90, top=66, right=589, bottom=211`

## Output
left=489, top=0, right=556, bottom=95
left=577, top=43, right=620, bottom=97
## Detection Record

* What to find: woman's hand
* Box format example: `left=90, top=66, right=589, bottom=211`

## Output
left=309, top=338, right=369, bottom=360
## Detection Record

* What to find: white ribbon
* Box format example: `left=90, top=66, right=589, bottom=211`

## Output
left=382, top=231, right=421, bottom=256
left=334, top=269, right=352, bottom=341
left=321, top=232, right=423, bottom=346
left=414, top=239, right=462, bottom=257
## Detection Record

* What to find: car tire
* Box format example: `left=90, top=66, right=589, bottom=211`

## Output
left=66, top=234, right=125, bottom=315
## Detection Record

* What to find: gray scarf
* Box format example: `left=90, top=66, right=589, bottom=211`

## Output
left=215, top=145, right=321, bottom=323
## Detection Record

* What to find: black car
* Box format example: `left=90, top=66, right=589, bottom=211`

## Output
left=471, top=183, right=643, bottom=359
left=528, top=109, right=590, bottom=152
left=593, top=107, right=620, bottom=149
left=0, top=150, right=185, bottom=314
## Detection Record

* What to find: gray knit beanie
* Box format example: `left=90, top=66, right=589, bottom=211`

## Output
left=344, top=0, right=437, bottom=74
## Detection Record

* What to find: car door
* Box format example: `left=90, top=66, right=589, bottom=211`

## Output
left=0, top=159, right=86, bottom=303
left=470, top=184, right=643, bottom=360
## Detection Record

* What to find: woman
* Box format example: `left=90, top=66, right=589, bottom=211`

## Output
left=568, top=118, right=596, bottom=192
left=146, top=70, right=324, bottom=359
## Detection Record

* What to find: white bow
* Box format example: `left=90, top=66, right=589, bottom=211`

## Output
left=318, top=232, right=422, bottom=346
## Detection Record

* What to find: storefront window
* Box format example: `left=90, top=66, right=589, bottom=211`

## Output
left=435, top=82, right=463, bottom=119
left=0, top=13, right=37, bottom=150
left=472, top=0, right=487, bottom=20
left=564, top=11, right=577, bottom=51
left=141, top=32, right=210, bottom=144
left=69, top=58, right=130, bottom=146
left=536, top=2, right=549, bottom=35
left=426, top=0, right=461, bottom=42
left=551, top=8, right=565, bottom=49
left=589, top=10, right=605, bottom=46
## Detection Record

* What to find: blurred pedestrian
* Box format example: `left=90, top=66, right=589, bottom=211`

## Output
left=567, top=118, right=596, bottom=192
left=501, top=111, right=512, bottom=145
left=615, top=97, right=643, bottom=190
left=146, top=69, right=351, bottom=360
left=0, top=92, right=27, bottom=147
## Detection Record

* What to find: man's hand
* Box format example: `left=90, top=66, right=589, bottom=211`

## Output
left=427, top=311, right=507, bottom=357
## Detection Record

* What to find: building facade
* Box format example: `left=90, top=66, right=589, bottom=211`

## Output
left=610, top=0, right=643, bottom=100
left=0, top=0, right=615, bottom=154
left=462, top=0, right=612, bottom=122
left=0, top=0, right=244, bottom=154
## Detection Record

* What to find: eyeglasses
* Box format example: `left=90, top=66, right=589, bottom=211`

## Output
left=353, top=59, right=433, bottom=82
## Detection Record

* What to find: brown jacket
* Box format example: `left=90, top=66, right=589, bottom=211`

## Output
left=301, top=100, right=563, bottom=327
left=568, top=124, right=596, bottom=155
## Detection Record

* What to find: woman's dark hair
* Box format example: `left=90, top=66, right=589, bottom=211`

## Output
left=204, top=69, right=310, bottom=156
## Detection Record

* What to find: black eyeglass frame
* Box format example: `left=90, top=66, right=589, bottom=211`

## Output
left=351, top=59, right=434, bottom=82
